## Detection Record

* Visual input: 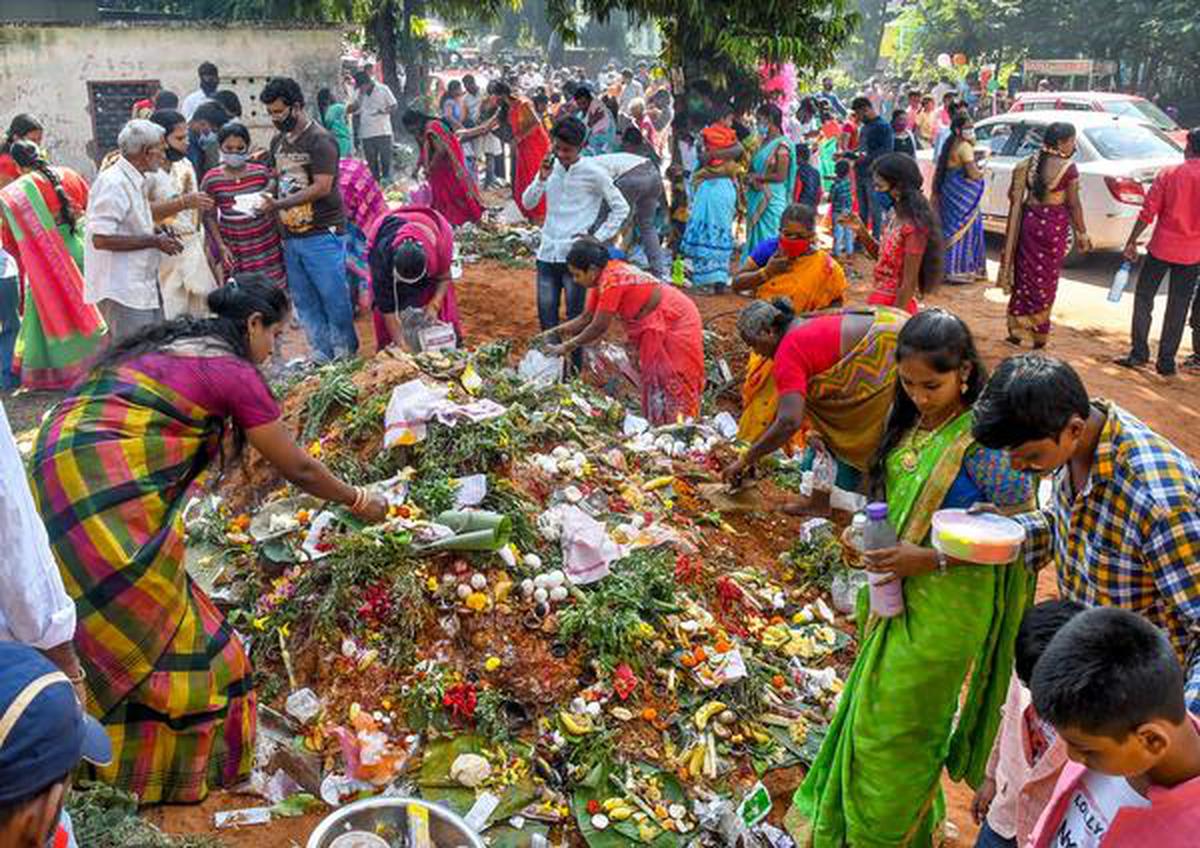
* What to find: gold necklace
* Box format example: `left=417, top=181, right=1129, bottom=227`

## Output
left=897, top=408, right=961, bottom=472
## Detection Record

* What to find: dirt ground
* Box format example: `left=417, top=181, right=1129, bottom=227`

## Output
left=5, top=238, right=1192, bottom=845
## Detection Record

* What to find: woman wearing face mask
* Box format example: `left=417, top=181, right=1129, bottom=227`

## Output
left=733, top=203, right=848, bottom=452
left=0, top=113, right=44, bottom=187
left=538, top=237, right=705, bottom=425
left=201, top=122, right=286, bottom=285
left=146, top=110, right=218, bottom=319
left=789, top=308, right=1034, bottom=847
left=999, top=122, right=1092, bottom=348
left=27, top=277, right=388, bottom=805
left=840, top=152, right=944, bottom=314
left=933, top=114, right=988, bottom=285
left=366, top=204, right=461, bottom=350
left=0, top=139, right=102, bottom=389
left=745, top=103, right=797, bottom=254
left=891, top=109, right=917, bottom=158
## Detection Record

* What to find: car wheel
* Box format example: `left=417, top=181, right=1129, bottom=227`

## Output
left=1062, top=227, right=1084, bottom=267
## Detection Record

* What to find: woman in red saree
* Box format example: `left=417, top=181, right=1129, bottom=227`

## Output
left=541, top=237, right=705, bottom=425
left=0, top=140, right=104, bottom=389
left=487, top=80, right=551, bottom=224
left=401, top=109, right=484, bottom=228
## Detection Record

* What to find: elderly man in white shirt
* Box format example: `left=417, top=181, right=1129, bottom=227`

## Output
left=84, top=120, right=182, bottom=344
left=522, top=116, right=629, bottom=369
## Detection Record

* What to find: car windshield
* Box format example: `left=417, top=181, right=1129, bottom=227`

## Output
left=1084, top=124, right=1180, bottom=160
left=1102, top=99, right=1179, bottom=131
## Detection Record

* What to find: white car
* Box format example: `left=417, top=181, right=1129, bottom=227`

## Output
left=919, top=110, right=1183, bottom=264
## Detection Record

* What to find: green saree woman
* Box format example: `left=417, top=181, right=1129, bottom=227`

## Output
left=788, top=310, right=1034, bottom=847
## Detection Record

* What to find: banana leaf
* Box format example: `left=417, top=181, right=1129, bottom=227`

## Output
left=416, top=735, right=537, bottom=827
left=570, top=761, right=684, bottom=848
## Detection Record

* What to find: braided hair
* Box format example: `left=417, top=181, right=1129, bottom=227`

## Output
left=872, top=152, right=944, bottom=295
left=1031, top=122, right=1075, bottom=203
left=932, top=113, right=971, bottom=194
left=10, top=140, right=78, bottom=235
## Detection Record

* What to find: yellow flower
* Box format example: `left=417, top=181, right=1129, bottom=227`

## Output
left=278, top=623, right=290, bottom=639
left=252, top=616, right=269, bottom=631
left=485, top=656, right=502, bottom=672
left=307, top=440, right=322, bottom=457
left=426, top=576, right=439, bottom=592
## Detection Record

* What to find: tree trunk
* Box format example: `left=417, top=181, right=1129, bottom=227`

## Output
left=857, top=0, right=889, bottom=77
left=400, top=0, right=429, bottom=109
left=369, top=0, right=404, bottom=131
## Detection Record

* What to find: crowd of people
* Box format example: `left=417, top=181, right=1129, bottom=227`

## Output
left=1, top=51, right=1200, bottom=848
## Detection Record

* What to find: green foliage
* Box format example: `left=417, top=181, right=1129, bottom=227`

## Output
left=67, top=781, right=224, bottom=848
left=409, top=470, right=459, bottom=515
left=557, top=546, right=679, bottom=670
left=781, top=522, right=845, bottom=592
left=300, top=359, right=362, bottom=444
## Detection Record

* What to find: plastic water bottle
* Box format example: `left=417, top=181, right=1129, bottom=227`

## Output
left=671, top=256, right=685, bottom=287
left=1108, top=260, right=1133, bottom=303
left=862, top=502, right=905, bottom=618
left=831, top=514, right=871, bottom=614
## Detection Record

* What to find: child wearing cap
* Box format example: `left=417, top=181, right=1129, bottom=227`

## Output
left=1028, top=607, right=1200, bottom=846
left=0, top=641, right=112, bottom=848
left=972, top=600, right=1084, bottom=848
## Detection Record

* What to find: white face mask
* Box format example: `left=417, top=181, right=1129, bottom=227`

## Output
left=962, top=128, right=976, bottom=141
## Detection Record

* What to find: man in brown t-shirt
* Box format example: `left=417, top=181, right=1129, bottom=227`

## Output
left=260, top=76, right=358, bottom=361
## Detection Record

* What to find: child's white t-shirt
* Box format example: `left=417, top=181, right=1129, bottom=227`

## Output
left=1053, top=772, right=1150, bottom=846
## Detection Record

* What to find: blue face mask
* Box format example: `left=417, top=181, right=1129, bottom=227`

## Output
left=876, top=192, right=895, bottom=212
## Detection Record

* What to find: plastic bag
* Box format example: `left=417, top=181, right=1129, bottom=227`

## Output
left=517, top=348, right=564, bottom=387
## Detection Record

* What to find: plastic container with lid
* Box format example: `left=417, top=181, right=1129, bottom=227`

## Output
left=931, top=508, right=1026, bottom=565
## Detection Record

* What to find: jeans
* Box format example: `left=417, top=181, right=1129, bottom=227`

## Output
left=0, top=275, right=19, bottom=389
left=283, top=232, right=359, bottom=362
left=362, top=134, right=393, bottom=184
left=973, top=820, right=1018, bottom=848
left=855, top=168, right=885, bottom=239
left=536, top=260, right=586, bottom=370
left=1128, top=252, right=1200, bottom=370
left=833, top=222, right=856, bottom=256
left=612, top=162, right=668, bottom=278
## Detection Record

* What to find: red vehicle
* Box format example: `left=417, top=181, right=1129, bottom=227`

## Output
left=1009, top=91, right=1187, bottom=146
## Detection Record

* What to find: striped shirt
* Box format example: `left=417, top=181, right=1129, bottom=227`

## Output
left=1017, top=402, right=1200, bottom=708
left=200, top=163, right=286, bottom=284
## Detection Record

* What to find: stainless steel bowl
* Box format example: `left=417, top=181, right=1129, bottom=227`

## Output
left=306, top=797, right=485, bottom=848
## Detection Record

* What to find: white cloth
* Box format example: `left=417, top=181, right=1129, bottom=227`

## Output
left=84, top=156, right=161, bottom=310
left=618, top=78, right=645, bottom=110
left=522, top=158, right=630, bottom=263
left=592, top=152, right=650, bottom=181
left=0, top=247, right=17, bottom=278
left=1055, top=772, right=1149, bottom=847
left=353, top=83, right=398, bottom=140
left=0, top=400, right=75, bottom=649
left=145, top=160, right=217, bottom=319
left=181, top=88, right=211, bottom=121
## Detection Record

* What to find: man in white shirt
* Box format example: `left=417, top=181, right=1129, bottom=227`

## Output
left=618, top=68, right=645, bottom=112
left=522, top=116, right=629, bottom=368
left=84, top=120, right=182, bottom=344
left=592, top=150, right=666, bottom=278
left=0, top=248, right=18, bottom=391
left=180, top=61, right=220, bottom=122
left=347, top=70, right=398, bottom=184
left=0, top=401, right=85, bottom=699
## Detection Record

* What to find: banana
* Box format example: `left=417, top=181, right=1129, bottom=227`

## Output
left=643, top=475, right=675, bottom=491
left=693, top=700, right=727, bottom=731
left=687, top=743, right=705, bottom=777
left=559, top=711, right=593, bottom=735
left=609, top=806, right=634, bottom=821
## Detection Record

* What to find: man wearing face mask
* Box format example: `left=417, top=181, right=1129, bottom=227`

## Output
left=187, top=100, right=228, bottom=182
left=0, top=642, right=113, bottom=848
left=84, top=119, right=183, bottom=343
left=181, top=61, right=220, bottom=122
left=259, top=76, right=358, bottom=362
left=972, top=354, right=1200, bottom=712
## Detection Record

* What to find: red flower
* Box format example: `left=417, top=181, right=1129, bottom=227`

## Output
left=675, top=553, right=703, bottom=585
left=587, top=799, right=601, bottom=815
left=612, top=663, right=639, bottom=701
left=443, top=682, right=478, bottom=722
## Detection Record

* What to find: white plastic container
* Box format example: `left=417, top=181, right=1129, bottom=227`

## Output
left=931, top=509, right=1026, bottom=565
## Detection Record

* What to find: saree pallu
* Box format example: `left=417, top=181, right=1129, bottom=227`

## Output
left=738, top=254, right=848, bottom=450
left=1006, top=203, right=1071, bottom=344
left=790, top=412, right=1033, bottom=847
left=424, top=122, right=484, bottom=227
left=339, top=158, right=389, bottom=300
left=628, top=284, right=705, bottom=424
left=30, top=367, right=255, bottom=803
left=745, top=136, right=798, bottom=253
left=939, top=168, right=987, bottom=284
left=0, top=176, right=104, bottom=390
left=679, top=176, right=737, bottom=287
left=155, top=160, right=217, bottom=320
left=511, top=100, right=551, bottom=224
left=804, top=307, right=905, bottom=472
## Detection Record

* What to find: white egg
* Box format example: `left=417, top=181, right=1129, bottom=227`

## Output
left=533, top=573, right=551, bottom=590
left=549, top=586, right=569, bottom=602
left=470, top=573, right=488, bottom=591
left=533, top=587, right=549, bottom=604
left=523, top=553, right=543, bottom=569
left=585, top=701, right=602, bottom=717
left=520, top=579, right=535, bottom=597
left=456, top=584, right=472, bottom=600
left=591, top=814, right=609, bottom=830
left=545, top=569, right=566, bottom=589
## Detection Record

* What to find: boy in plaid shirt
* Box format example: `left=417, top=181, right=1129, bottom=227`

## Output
left=974, top=355, right=1200, bottom=711
left=829, top=159, right=855, bottom=257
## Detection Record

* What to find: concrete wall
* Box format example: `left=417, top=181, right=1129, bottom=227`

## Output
left=0, top=23, right=346, bottom=176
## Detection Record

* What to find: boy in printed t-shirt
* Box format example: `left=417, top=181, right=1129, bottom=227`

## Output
left=1028, top=607, right=1200, bottom=847
left=829, top=159, right=854, bottom=257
